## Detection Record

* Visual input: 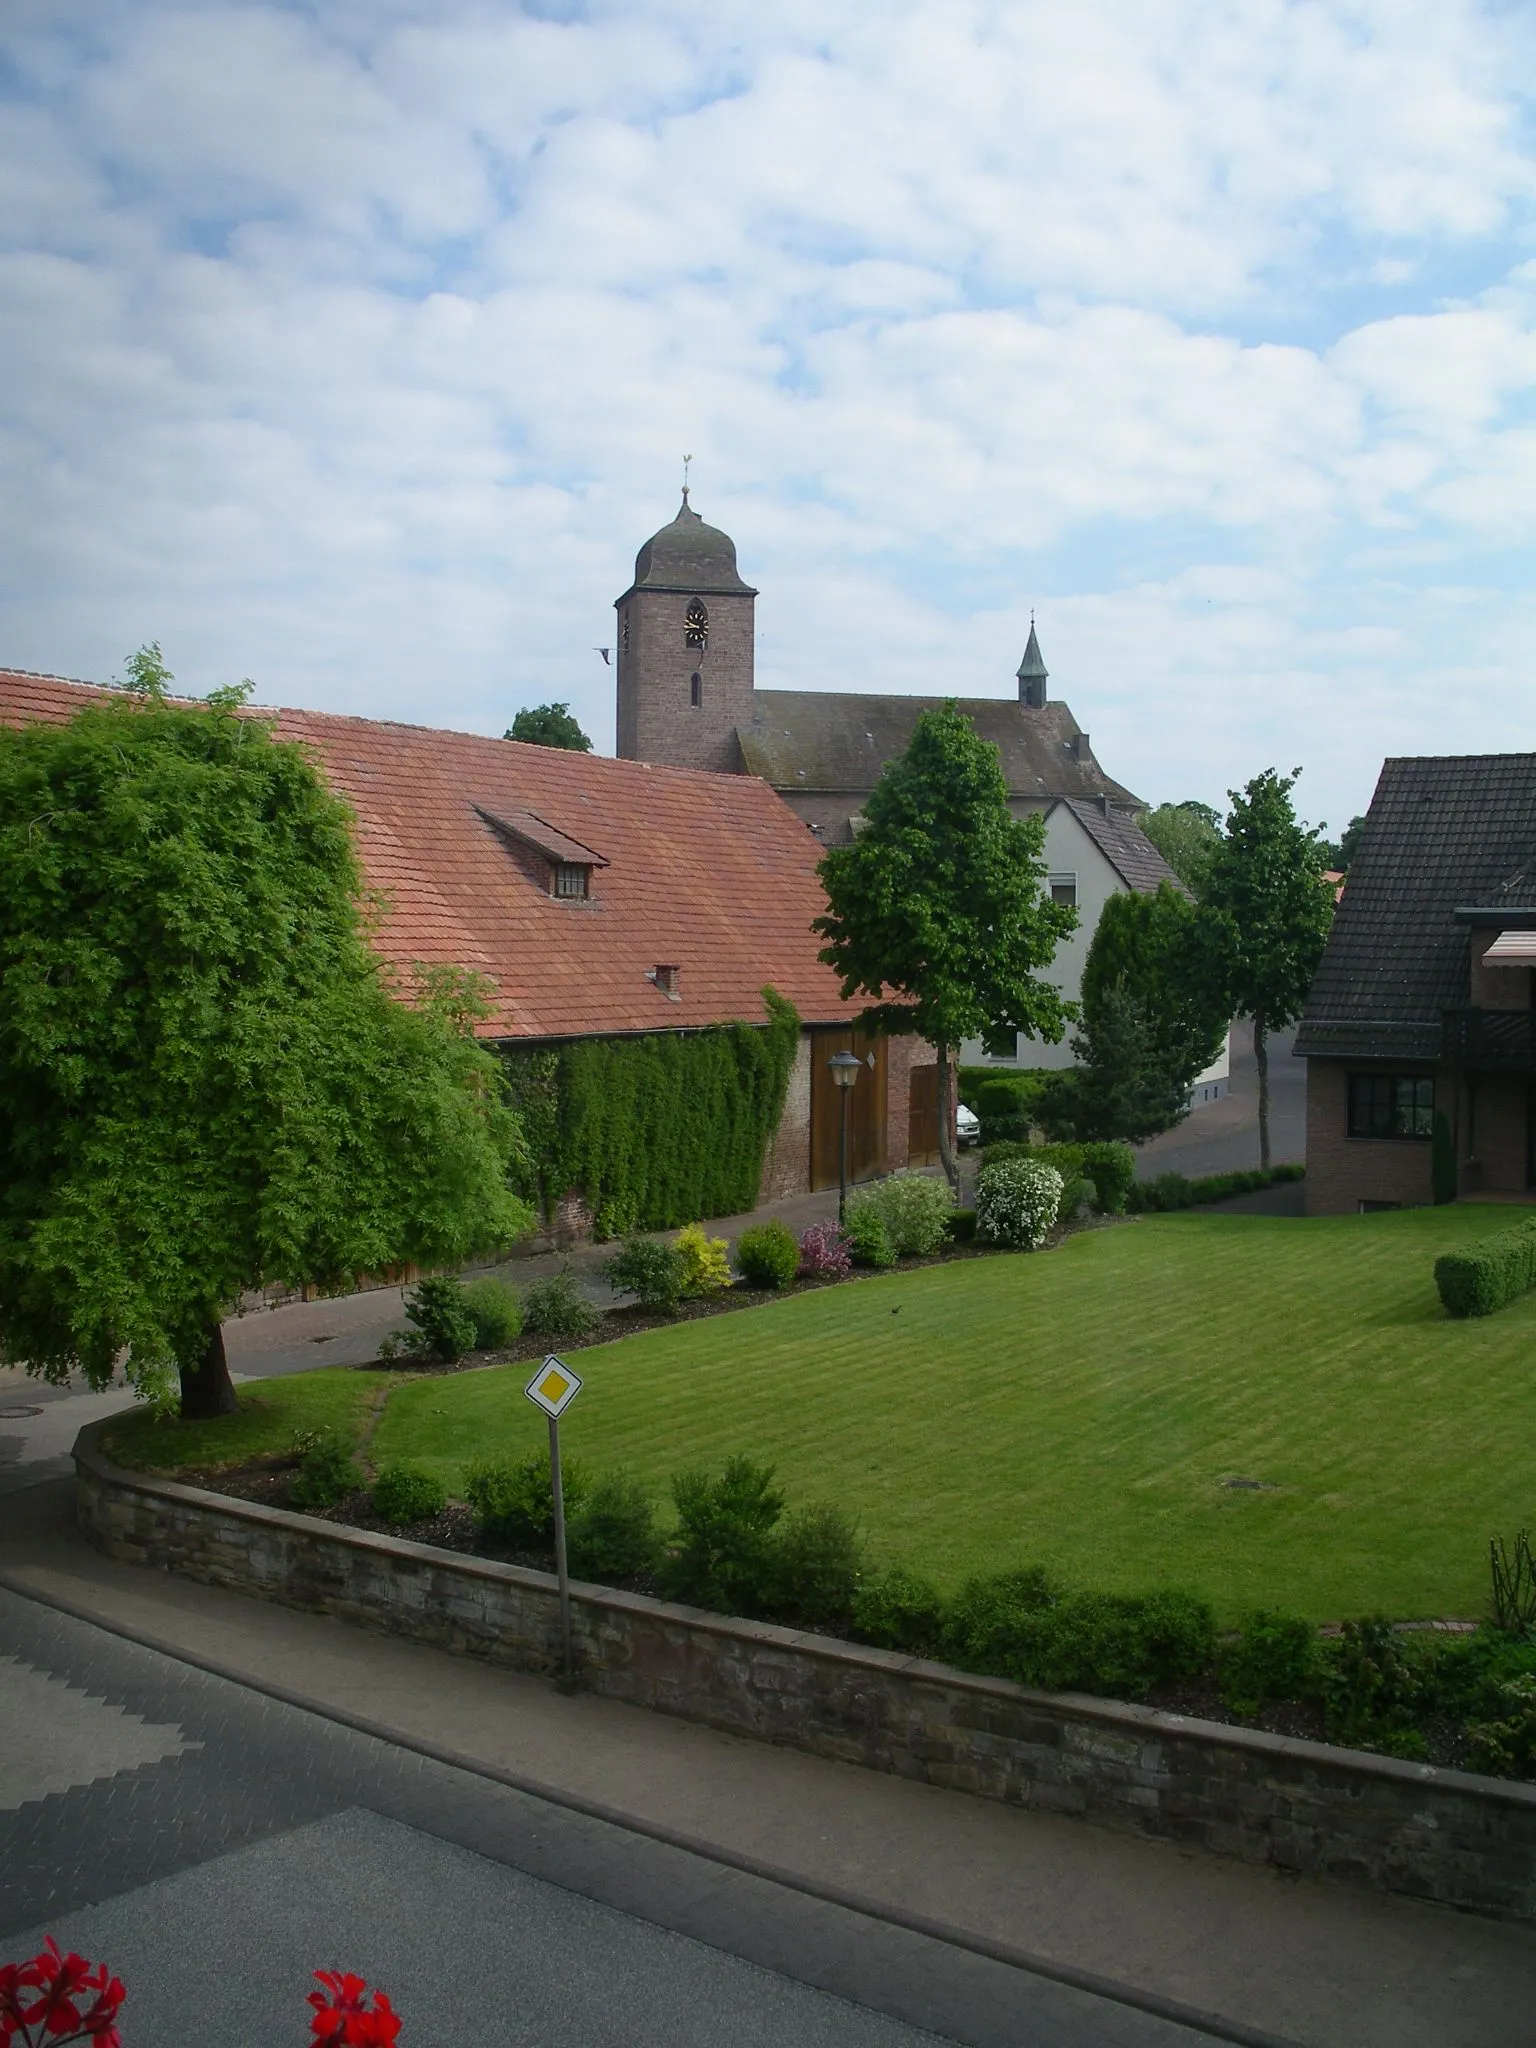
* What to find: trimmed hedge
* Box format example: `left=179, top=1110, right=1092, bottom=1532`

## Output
left=1435, top=1219, right=1536, bottom=1319
left=958, top=1067, right=1055, bottom=1144
left=1126, top=1164, right=1304, bottom=1213
left=975, top=1139, right=1136, bottom=1215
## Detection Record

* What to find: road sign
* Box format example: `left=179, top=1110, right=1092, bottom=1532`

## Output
left=525, top=1355, right=582, bottom=1420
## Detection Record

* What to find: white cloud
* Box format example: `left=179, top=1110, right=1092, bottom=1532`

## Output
left=1, top=0, right=1535, bottom=827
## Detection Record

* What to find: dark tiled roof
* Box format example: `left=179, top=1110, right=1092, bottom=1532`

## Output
left=1057, top=797, right=1181, bottom=893
left=737, top=692, right=1141, bottom=806
left=622, top=495, right=756, bottom=598
left=1295, top=752, right=1536, bottom=1061
left=0, top=670, right=864, bottom=1042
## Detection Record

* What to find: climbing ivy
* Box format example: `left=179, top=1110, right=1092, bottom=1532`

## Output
left=501, top=990, right=801, bottom=1238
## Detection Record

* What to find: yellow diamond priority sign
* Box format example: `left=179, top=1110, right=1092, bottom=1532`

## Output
left=525, top=1355, right=582, bottom=1419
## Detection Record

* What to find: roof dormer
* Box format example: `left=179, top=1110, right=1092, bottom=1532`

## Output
left=475, top=805, right=608, bottom=902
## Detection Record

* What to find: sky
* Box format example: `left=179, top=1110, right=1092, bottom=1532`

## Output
left=2, top=1, right=1535, bottom=831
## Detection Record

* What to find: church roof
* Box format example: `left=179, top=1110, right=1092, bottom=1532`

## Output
left=623, top=492, right=757, bottom=598
left=737, top=692, right=1141, bottom=807
left=0, top=668, right=863, bottom=1040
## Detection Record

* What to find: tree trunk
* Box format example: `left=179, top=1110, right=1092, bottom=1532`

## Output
left=1253, top=1007, right=1271, bottom=1173
left=179, top=1322, right=238, bottom=1420
left=935, top=1042, right=959, bottom=1194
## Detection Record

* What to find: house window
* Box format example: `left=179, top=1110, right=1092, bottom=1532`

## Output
left=685, top=598, right=708, bottom=649
left=554, top=863, right=589, bottom=901
left=690, top=671, right=702, bottom=707
left=1347, top=1073, right=1433, bottom=1139
left=1050, top=875, right=1077, bottom=908
left=982, top=1025, right=1017, bottom=1059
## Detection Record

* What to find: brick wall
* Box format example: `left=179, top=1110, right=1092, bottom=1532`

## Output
left=74, top=1429, right=1536, bottom=1923
left=615, top=588, right=755, bottom=775
left=758, top=1032, right=812, bottom=1202
left=1304, top=1059, right=1434, bottom=1214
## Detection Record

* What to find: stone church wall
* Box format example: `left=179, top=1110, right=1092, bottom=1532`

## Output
left=615, top=586, right=754, bottom=775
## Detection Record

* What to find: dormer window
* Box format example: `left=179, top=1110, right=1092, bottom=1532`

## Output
left=474, top=805, right=608, bottom=904
left=555, top=862, right=589, bottom=901
left=684, top=598, right=708, bottom=649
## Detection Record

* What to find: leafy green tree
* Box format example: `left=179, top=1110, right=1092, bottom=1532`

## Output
left=0, top=688, right=532, bottom=1420
left=1055, top=883, right=1230, bottom=1143
left=1203, top=769, right=1335, bottom=1169
left=1335, top=814, right=1366, bottom=871
left=505, top=702, right=593, bottom=751
left=813, top=704, right=1077, bottom=1188
left=1139, top=801, right=1222, bottom=893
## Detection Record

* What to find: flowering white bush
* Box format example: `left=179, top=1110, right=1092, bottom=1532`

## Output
left=848, top=1170, right=955, bottom=1257
left=975, top=1159, right=1063, bottom=1249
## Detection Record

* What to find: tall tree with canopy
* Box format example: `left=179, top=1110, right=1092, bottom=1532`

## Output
left=813, top=704, right=1076, bottom=1189
left=1138, top=801, right=1222, bottom=893
left=0, top=678, right=532, bottom=1419
left=1051, top=882, right=1231, bottom=1143
left=1203, top=768, right=1335, bottom=1170
left=505, top=702, right=593, bottom=751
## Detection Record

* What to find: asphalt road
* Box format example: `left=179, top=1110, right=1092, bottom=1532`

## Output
left=0, top=1587, right=1229, bottom=2048
left=1134, top=1023, right=1305, bottom=1181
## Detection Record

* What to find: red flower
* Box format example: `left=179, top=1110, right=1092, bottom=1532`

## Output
left=308, top=1972, right=402, bottom=2046
left=0, top=1943, right=123, bottom=2048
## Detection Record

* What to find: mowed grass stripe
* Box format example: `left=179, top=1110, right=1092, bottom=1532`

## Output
left=376, top=1206, right=1536, bottom=1620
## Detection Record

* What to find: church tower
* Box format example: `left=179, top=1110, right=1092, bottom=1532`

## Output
left=614, top=491, right=757, bottom=773
left=1016, top=618, right=1048, bottom=708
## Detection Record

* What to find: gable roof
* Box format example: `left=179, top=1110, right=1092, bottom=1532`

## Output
left=1054, top=797, right=1180, bottom=893
left=0, top=668, right=860, bottom=1042
left=1295, top=752, right=1536, bottom=1061
left=736, top=691, right=1141, bottom=806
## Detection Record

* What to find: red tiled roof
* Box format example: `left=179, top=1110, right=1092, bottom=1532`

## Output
left=0, top=670, right=861, bottom=1041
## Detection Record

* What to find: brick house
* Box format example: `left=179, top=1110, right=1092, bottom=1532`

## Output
left=1294, top=753, right=1536, bottom=1214
left=0, top=669, right=932, bottom=1218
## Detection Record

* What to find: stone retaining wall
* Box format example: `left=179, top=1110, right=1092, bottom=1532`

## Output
left=75, top=1424, right=1536, bottom=1921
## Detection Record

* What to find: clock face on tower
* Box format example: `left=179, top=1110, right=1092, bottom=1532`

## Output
left=684, top=598, right=709, bottom=649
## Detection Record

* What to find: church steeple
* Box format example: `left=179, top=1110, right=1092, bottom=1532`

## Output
left=1016, top=617, right=1048, bottom=709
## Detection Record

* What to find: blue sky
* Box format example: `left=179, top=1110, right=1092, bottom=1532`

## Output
left=2, top=0, right=1535, bottom=831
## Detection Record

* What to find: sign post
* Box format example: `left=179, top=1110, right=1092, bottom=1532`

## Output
left=524, top=1355, right=584, bottom=1682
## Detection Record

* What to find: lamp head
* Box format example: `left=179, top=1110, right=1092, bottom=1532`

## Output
left=828, top=1049, right=862, bottom=1089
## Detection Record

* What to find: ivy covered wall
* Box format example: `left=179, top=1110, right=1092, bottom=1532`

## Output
left=500, top=989, right=801, bottom=1237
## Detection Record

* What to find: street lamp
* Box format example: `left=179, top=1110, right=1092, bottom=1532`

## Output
left=828, top=1049, right=862, bottom=1222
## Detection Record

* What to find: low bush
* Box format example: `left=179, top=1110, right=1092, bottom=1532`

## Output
left=767, top=1504, right=865, bottom=1629
left=847, top=1170, right=954, bottom=1257
left=799, top=1220, right=853, bottom=1278
left=459, top=1277, right=523, bottom=1350
left=1079, top=1142, right=1136, bottom=1215
left=568, top=1471, right=660, bottom=1581
left=843, top=1205, right=897, bottom=1268
left=465, top=1448, right=589, bottom=1549
left=402, top=1275, right=477, bottom=1362
left=290, top=1436, right=364, bottom=1511
left=975, top=1158, right=1063, bottom=1248
left=675, top=1222, right=732, bottom=1298
left=735, top=1220, right=802, bottom=1290
left=1218, top=1610, right=1319, bottom=1718
left=966, top=1070, right=1053, bottom=1144
left=851, top=1564, right=948, bottom=1657
left=1125, top=1164, right=1306, bottom=1213
left=944, top=1207, right=977, bottom=1244
left=1059, top=1175, right=1097, bottom=1219
left=1320, top=1616, right=1424, bottom=1751
left=660, top=1455, right=784, bottom=1614
left=1434, top=1219, right=1536, bottom=1318
left=370, top=1462, right=448, bottom=1527
left=945, top=1569, right=1214, bottom=1700
left=604, top=1235, right=687, bottom=1314
left=1468, top=1675, right=1536, bottom=1779
left=522, top=1270, right=603, bottom=1343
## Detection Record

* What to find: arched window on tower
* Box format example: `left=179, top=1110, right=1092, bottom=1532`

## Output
left=684, top=598, right=708, bottom=649
left=690, top=671, right=703, bottom=707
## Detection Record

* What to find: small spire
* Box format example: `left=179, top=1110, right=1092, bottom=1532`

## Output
left=1017, top=615, right=1048, bottom=705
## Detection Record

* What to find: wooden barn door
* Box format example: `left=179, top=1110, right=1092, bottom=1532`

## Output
left=810, top=1027, right=889, bottom=1192
left=907, top=1063, right=940, bottom=1166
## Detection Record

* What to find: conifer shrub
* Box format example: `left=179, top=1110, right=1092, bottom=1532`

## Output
left=402, top=1275, right=477, bottom=1362
left=522, top=1270, right=603, bottom=1342
left=735, top=1220, right=801, bottom=1290
left=459, top=1277, right=523, bottom=1349
left=370, top=1462, right=448, bottom=1527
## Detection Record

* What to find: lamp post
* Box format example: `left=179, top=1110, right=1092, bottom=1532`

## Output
left=828, top=1049, right=862, bottom=1222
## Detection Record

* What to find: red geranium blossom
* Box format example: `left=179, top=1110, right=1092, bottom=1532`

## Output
left=308, top=1970, right=402, bottom=2046
left=0, top=1938, right=124, bottom=2047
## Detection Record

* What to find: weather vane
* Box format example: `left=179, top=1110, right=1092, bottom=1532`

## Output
left=682, top=452, right=693, bottom=501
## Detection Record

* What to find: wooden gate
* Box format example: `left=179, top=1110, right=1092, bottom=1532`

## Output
left=809, top=1026, right=889, bottom=1192
left=907, top=1063, right=940, bottom=1167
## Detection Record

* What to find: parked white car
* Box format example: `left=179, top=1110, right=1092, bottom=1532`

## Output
left=956, top=1102, right=980, bottom=1148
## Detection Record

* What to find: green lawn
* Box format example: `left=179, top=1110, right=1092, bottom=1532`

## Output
left=101, top=1365, right=405, bottom=1475
left=364, top=1205, right=1536, bottom=1623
